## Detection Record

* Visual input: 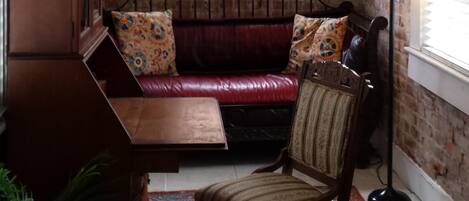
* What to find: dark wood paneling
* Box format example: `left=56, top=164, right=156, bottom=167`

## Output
left=195, top=0, right=210, bottom=19
left=269, top=0, right=283, bottom=17
left=86, top=34, right=144, bottom=97
left=104, top=0, right=122, bottom=9
left=224, top=0, right=239, bottom=18
left=239, top=0, right=252, bottom=17
left=152, top=0, right=165, bottom=11
left=297, top=0, right=310, bottom=14
left=9, top=0, right=72, bottom=54
left=283, top=0, right=295, bottom=16
left=136, top=0, right=151, bottom=11
left=166, top=0, right=181, bottom=18
left=105, top=0, right=327, bottom=18
left=210, top=0, right=224, bottom=19
left=181, top=0, right=195, bottom=18
left=121, top=0, right=136, bottom=11
left=312, top=0, right=324, bottom=12
left=253, top=0, right=268, bottom=17
left=6, top=58, right=132, bottom=201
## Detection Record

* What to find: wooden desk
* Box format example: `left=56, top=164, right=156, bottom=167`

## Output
left=111, top=97, right=227, bottom=201
left=110, top=97, right=227, bottom=172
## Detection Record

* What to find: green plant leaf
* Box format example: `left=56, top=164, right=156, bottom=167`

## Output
left=54, top=152, right=119, bottom=201
left=0, top=166, right=34, bottom=201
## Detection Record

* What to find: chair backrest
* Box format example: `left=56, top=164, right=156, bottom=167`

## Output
left=287, top=61, right=370, bottom=200
left=288, top=78, right=356, bottom=178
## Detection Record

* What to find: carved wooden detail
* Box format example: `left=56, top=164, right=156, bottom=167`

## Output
left=303, top=61, right=364, bottom=93
left=252, top=61, right=372, bottom=201
left=104, top=0, right=332, bottom=18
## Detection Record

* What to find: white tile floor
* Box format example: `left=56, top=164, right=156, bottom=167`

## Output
left=148, top=152, right=421, bottom=201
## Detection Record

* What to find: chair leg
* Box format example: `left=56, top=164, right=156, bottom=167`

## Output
left=282, top=164, right=293, bottom=175
left=130, top=172, right=149, bottom=201
left=337, top=185, right=352, bottom=201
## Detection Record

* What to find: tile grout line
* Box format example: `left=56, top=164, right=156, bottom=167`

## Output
left=164, top=173, right=167, bottom=191
left=233, top=161, right=239, bottom=179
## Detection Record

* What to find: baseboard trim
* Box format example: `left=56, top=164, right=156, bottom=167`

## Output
left=393, top=145, right=454, bottom=201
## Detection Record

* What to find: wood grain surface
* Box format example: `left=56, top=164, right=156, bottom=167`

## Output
left=104, top=0, right=328, bottom=19
left=110, top=97, right=227, bottom=149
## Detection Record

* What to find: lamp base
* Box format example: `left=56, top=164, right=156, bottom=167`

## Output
left=368, top=187, right=412, bottom=201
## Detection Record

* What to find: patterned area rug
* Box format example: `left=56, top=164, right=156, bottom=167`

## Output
left=149, top=186, right=365, bottom=201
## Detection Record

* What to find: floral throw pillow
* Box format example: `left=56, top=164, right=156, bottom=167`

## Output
left=112, top=10, right=178, bottom=76
left=283, top=15, right=323, bottom=74
left=283, top=15, right=348, bottom=74
left=312, top=16, right=348, bottom=62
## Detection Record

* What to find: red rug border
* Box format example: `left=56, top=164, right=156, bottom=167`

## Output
left=148, top=186, right=365, bottom=201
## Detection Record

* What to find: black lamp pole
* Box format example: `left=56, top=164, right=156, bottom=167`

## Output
left=367, top=0, right=412, bottom=200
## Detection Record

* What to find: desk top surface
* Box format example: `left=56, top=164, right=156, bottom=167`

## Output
left=110, top=97, right=227, bottom=150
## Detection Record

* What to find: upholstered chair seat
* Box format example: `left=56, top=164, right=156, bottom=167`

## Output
left=195, top=172, right=322, bottom=201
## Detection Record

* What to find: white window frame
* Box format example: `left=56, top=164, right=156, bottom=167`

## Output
left=405, top=0, right=469, bottom=115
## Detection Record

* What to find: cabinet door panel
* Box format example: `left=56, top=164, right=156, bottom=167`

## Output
left=92, top=0, right=103, bottom=24
left=79, top=0, right=106, bottom=55
left=10, top=0, right=73, bottom=54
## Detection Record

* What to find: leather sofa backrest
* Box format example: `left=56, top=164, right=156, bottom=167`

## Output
left=104, top=8, right=387, bottom=76
left=173, top=18, right=293, bottom=74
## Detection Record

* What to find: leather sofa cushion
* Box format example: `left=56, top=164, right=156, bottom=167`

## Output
left=342, top=35, right=366, bottom=73
left=172, top=18, right=293, bottom=73
left=104, top=15, right=363, bottom=74
left=138, top=73, right=298, bottom=104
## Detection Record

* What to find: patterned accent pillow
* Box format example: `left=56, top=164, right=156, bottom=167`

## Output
left=283, top=15, right=324, bottom=74
left=283, top=15, right=348, bottom=74
left=112, top=10, right=178, bottom=76
left=311, top=16, right=348, bottom=62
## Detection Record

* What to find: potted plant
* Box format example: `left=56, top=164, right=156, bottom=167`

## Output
left=0, top=153, right=116, bottom=201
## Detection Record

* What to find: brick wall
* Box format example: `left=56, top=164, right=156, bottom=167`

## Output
left=345, top=0, right=469, bottom=200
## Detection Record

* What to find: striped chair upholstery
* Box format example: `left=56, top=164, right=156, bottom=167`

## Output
left=289, top=79, right=355, bottom=178
left=195, top=78, right=356, bottom=201
left=195, top=172, right=322, bottom=201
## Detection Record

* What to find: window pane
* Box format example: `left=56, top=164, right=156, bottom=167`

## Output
left=423, top=0, right=469, bottom=71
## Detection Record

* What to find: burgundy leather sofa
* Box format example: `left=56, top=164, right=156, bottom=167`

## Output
left=105, top=2, right=388, bottom=165
left=137, top=17, right=304, bottom=145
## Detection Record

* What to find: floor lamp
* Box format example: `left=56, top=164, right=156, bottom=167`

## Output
left=368, top=0, right=412, bottom=200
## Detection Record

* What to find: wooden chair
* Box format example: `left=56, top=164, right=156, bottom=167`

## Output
left=194, top=62, right=372, bottom=201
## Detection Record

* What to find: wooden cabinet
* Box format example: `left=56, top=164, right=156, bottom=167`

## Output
left=9, top=0, right=105, bottom=55
left=9, top=0, right=74, bottom=54
left=7, top=1, right=226, bottom=201
left=78, top=0, right=107, bottom=54
left=8, top=1, right=142, bottom=200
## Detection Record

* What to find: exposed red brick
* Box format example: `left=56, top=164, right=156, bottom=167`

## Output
left=355, top=0, right=469, bottom=199
left=445, top=143, right=458, bottom=155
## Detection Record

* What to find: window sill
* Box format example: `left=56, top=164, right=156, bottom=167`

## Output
left=405, top=46, right=469, bottom=115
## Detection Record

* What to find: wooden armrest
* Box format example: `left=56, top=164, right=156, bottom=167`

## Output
left=360, top=72, right=373, bottom=102
left=97, top=80, right=107, bottom=93
left=315, top=185, right=339, bottom=201
left=252, top=147, right=289, bottom=174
